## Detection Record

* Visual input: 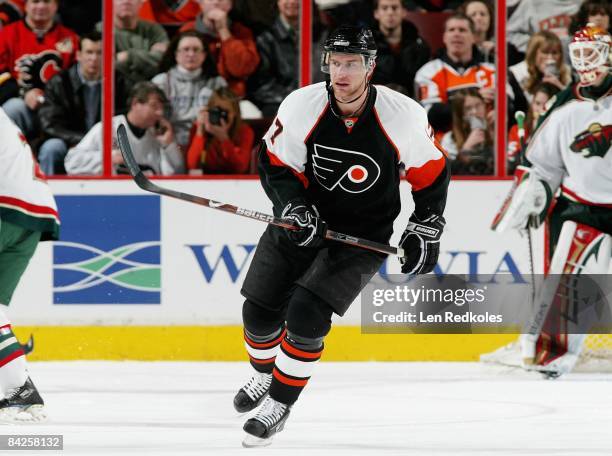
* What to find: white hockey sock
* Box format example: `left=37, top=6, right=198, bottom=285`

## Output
left=0, top=308, right=28, bottom=394
left=244, top=327, right=286, bottom=373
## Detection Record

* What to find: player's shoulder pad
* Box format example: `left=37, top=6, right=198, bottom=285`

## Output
left=373, top=84, right=429, bottom=138
left=0, top=107, right=22, bottom=137
left=275, top=82, right=328, bottom=141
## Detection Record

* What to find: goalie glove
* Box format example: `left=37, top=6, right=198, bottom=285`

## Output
left=281, top=199, right=327, bottom=248
left=491, top=166, right=553, bottom=232
left=399, top=213, right=445, bottom=275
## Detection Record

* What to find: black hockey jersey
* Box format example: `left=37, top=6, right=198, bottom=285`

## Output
left=259, top=82, right=450, bottom=243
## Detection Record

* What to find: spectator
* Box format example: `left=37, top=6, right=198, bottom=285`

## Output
left=37, top=31, right=129, bottom=175
left=138, top=0, right=200, bottom=36
left=507, top=0, right=582, bottom=57
left=414, top=13, right=495, bottom=132
left=459, top=0, right=494, bottom=62
left=65, top=81, right=184, bottom=175
left=569, top=1, right=611, bottom=35
left=371, top=0, right=430, bottom=98
left=440, top=88, right=493, bottom=175
left=152, top=30, right=227, bottom=149
left=0, top=0, right=24, bottom=28
left=180, top=0, right=260, bottom=98
left=231, top=0, right=277, bottom=36
left=187, top=87, right=254, bottom=174
left=509, top=31, right=571, bottom=105
left=101, top=0, right=170, bottom=87
left=58, top=0, right=102, bottom=35
left=0, top=0, right=78, bottom=140
left=248, top=0, right=299, bottom=116
left=507, top=82, right=559, bottom=173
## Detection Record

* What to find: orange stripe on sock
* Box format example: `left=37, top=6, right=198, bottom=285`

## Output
left=273, top=368, right=308, bottom=387
left=248, top=355, right=276, bottom=365
left=244, top=328, right=287, bottom=349
left=281, top=339, right=322, bottom=360
left=0, top=349, right=24, bottom=368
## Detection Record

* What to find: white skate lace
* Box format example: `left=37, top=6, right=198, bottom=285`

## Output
left=243, top=372, right=272, bottom=401
left=253, top=397, right=288, bottom=428
left=1, top=384, right=24, bottom=403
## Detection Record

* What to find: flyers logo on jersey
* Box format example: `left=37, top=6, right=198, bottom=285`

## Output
left=570, top=123, right=612, bottom=158
left=312, top=144, right=380, bottom=193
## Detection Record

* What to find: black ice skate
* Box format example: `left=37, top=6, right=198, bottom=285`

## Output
left=233, top=371, right=272, bottom=413
left=0, top=377, right=46, bottom=423
left=242, top=396, right=291, bottom=447
left=540, top=370, right=562, bottom=380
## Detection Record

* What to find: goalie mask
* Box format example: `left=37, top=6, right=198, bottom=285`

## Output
left=568, top=24, right=611, bottom=86
left=321, top=26, right=377, bottom=75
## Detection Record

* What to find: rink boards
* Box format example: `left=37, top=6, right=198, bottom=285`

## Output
left=9, top=178, right=540, bottom=361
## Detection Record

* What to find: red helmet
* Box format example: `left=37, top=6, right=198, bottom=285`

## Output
left=568, top=24, right=611, bottom=85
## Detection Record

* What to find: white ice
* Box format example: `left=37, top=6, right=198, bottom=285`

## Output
left=4, top=362, right=612, bottom=455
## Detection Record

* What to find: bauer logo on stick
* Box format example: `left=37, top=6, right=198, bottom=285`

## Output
left=312, top=144, right=381, bottom=193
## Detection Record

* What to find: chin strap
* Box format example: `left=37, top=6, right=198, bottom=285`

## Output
left=326, top=77, right=370, bottom=119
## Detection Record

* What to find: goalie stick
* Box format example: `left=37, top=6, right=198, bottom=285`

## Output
left=116, top=125, right=404, bottom=257
left=515, top=111, right=537, bottom=305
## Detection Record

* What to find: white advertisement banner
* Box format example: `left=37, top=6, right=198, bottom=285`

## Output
left=9, top=179, right=542, bottom=326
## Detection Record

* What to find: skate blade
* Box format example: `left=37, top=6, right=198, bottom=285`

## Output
left=0, top=405, right=47, bottom=424
left=242, top=433, right=274, bottom=448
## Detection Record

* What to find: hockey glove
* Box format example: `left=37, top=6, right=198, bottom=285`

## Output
left=281, top=199, right=327, bottom=248
left=399, top=213, right=445, bottom=275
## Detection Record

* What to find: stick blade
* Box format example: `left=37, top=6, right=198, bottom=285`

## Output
left=116, top=124, right=144, bottom=179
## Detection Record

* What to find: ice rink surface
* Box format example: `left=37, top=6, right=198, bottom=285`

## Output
left=4, top=361, right=612, bottom=455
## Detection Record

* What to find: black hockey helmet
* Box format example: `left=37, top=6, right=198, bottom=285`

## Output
left=321, top=26, right=377, bottom=73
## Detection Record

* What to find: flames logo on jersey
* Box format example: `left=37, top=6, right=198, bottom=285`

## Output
left=15, top=50, right=64, bottom=89
left=312, top=144, right=380, bottom=193
left=569, top=123, right=612, bottom=158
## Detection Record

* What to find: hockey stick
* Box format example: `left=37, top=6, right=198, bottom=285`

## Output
left=116, top=125, right=404, bottom=257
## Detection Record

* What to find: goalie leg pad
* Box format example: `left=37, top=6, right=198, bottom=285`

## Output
left=522, top=221, right=612, bottom=371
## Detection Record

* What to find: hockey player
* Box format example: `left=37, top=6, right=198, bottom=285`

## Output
left=233, top=26, right=450, bottom=446
left=0, top=107, right=58, bottom=421
left=493, top=24, right=612, bottom=377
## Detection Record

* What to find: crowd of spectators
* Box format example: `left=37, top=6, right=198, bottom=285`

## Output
left=1, top=0, right=609, bottom=176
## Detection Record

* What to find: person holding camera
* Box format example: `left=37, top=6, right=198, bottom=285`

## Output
left=186, top=86, right=254, bottom=173
left=64, top=81, right=184, bottom=175
left=440, top=88, right=493, bottom=175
